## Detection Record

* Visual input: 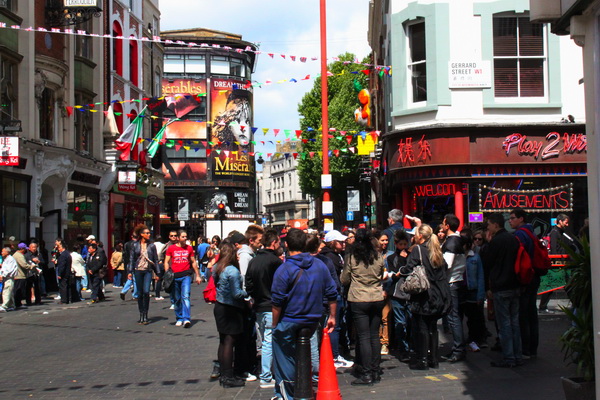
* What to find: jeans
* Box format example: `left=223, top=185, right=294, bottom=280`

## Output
left=520, top=276, right=540, bottom=356
left=448, top=283, right=466, bottom=355
left=134, top=270, right=152, bottom=313
left=121, top=275, right=139, bottom=298
left=493, top=289, right=522, bottom=363
left=350, top=300, right=385, bottom=375
left=322, top=295, right=344, bottom=358
left=256, top=311, right=274, bottom=382
left=75, top=277, right=83, bottom=300
left=391, top=298, right=412, bottom=353
left=272, top=320, right=317, bottom=399
left=173, top=275, right=192, bottom=322
left=81, top=273, right=89, bottom=290
left=113, top=271, right=123, bottom=287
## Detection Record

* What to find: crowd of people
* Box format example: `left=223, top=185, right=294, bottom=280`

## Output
left=0, top=207, right=581, bottom=400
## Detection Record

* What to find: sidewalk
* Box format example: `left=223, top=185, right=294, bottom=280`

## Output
left=0, top=284, right=575, bottom=399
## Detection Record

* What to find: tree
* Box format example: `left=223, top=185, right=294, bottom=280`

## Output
left=297, top=53, right=370, bottom=219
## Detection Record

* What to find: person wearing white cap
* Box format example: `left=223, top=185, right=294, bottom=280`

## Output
left=320, top=229, right=351, bottom=368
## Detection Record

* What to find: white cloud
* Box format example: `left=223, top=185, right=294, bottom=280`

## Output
left=159, top=0, right=371, bottom=154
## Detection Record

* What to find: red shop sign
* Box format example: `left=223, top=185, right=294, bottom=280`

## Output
left=479, top=184, right=573, bottom=212
left=502, top=132, right=586, bottom=160
left=414, top=183, right=468, bottom=197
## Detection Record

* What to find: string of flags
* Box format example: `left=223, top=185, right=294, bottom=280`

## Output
left=0, top=23, right=391, bottom=70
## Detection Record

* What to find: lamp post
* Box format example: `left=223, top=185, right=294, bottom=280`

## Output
left=320, top=0, right=330, bottom=230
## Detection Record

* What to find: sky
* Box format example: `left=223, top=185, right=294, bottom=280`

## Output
left=159, top=0, right=372, bottom=157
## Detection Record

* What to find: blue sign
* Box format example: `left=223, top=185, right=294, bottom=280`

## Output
left=363, top=215, right=368, bottom=222
left=346, top=211, right=354, bottom=221
left=262, top=217, right=267, bottom=225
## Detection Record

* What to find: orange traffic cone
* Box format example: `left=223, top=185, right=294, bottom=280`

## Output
left=317, top=329, right=342, bottom=399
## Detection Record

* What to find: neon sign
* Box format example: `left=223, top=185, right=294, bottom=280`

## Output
left=397, top=135, right=432, bottom=166
left=502, top=132, right=586, bottom=160
left=414, top=183, right=468, bottom=197
left=479, top=184, right=573, bottom=212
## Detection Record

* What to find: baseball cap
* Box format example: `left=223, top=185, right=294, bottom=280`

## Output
left=86, top=235, right=96, bottom=241
left=229, top=232, right=246, bottom=245
left=17, top=242, right=28, bottom=249
left=324, top=230, right=348, bottom=243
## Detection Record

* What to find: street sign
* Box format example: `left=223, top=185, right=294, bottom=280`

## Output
left=262, top=217, right=267, bottom=225
left=178, top=198, right=189, bottom=221
left=363, top=215, right=368, bottom=222
left=346, top=211, right=354, bottom=221
left=347, top=190, right=360, bottom=211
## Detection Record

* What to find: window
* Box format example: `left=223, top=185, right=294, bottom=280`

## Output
left=39, top=88, right=55, bottom=141
left=164, top=54, right=205, bottom=75
left=130, top=41, right=139, bottom=86
left=0, top=0, right=16, bottom=11
left=186, top=55, right=206, bottom=73
left=230, top=58, right=245, bottom=78
left=75, top=93, right=93, bottom=153
left=0, top=56, right=17, bottom=119
left=164, top=54, right=184, bottom=73
left=407, top=20, right=426, bottom=103
left=76, top=19, right=92, bottom=59
left=112, top=21, right=123, bottom=76
left=211, top=56, right=229, bottom=75
left=493, top=16, right=546, bottom=98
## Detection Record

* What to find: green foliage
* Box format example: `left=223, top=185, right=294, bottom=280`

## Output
left=297, top=53, right=370, bottom=202
left=559, top=236, right=595, bottom=381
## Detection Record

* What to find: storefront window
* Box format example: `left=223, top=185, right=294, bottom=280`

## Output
left=67, top=186, right=98, bottom=244
left=0, top=175, right=29, bottom=244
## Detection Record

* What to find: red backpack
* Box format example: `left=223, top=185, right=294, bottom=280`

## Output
left=514, top=238, right=535, bottom=285
left=518, top=228, right=552, bottom=273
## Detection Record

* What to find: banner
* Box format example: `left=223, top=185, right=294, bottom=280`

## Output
left=162, top=79, right=207, bottom=139
left=163, top=162, right=207, bottom=182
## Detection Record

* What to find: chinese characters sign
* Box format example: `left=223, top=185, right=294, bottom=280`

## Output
left=479, top=184, right=573, bottom=212
left=397, top=135, right=432, bottom=166
left=0, top=137, right=19, bottom=166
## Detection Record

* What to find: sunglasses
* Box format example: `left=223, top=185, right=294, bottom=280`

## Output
left=474, top=237, right=483, bottom=241
left=169, top=234, right=177, bottom=237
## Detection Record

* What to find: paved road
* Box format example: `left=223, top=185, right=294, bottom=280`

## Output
left=0, top=284, right=575, bottom=399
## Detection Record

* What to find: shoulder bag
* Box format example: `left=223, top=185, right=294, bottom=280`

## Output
left=400, top=245, right=430, bottom=295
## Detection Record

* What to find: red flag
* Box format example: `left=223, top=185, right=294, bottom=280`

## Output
left=65, top=106, right=74, bottom=116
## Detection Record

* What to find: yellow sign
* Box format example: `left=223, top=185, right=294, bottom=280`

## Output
left=357, top=134, right=378, bottom=156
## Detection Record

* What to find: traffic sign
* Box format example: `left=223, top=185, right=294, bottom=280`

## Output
left=363, top=215, right=368, bottom=222
left=346, top=211, right=354, bottom=221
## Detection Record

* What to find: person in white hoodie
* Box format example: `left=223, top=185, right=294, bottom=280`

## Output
left=0, top=246, right=18, bottom=311
left=71, top=244, right=87, bottom=301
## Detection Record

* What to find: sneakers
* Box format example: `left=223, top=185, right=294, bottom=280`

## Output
left=155, top=296, right=164, bottom=300
left=120, top=293, right=125, bottom=301
left=259, top=379, right=275, bottom=389
left=175, top=321, right=183, bottom=327
left=239, top=372, right=257, bottom=382
left=183, top=320, right=191, bottom=328
left=539, top=308, right=555, bottom=314
left=468, top=342, right=481, bottom=352
left=0, top=307, right=6, bottom=312
left=334, top=355, right=354, bottom=369
left=54, top=295, right=61, bottom=300
left=169, top=304, right=175, bottom=310
left=380, top=344, right=389, bottom=355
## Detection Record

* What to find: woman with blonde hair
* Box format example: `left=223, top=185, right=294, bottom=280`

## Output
left=401, top=224, right=451, bottom=370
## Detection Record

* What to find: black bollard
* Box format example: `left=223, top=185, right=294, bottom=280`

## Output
left=294, top=327, right=315, bottom=400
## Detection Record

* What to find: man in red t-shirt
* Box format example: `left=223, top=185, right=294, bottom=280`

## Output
left=164, top=230, right=201, bottom=328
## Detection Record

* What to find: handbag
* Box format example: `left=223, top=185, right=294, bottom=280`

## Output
left=163, top=269, right=175, bottom=294
left=203, top=275, right=217, bottom=303
left=400, top=245, right=430, bottom=295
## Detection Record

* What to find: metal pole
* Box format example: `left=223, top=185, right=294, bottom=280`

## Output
left=320, top=0, right=330, bottom=208
left=294, top=327, right=314, bottom=400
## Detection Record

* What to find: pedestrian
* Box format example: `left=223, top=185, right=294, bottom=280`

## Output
left=374, top=230, right=392, bottom=356
left=545, top=213, right=576, bottom=313
left=341, top=228, right=386, bottom=386
left=71, top=245, right=86, bottom=301
left=164, top=230, right=202, bottom=327
left=382, top=209, right=406, bottom=253
left=440, top=214, right=467, bottom=363
left=245, top=229, right=283, bottom=388
left=483, top=213, right=523, bottom=368
left=111, top=242, right=124, bottom=288
left=0, top=246, right=17, bottom=311
left=87, top=243, right=107, bottom=303
left=402, top=224, right=451, bottom=370
left=127, top=224, right=160, bottom=324
left=55, top=239, right=73, bottom=304
left=197, top=234, right=210, bottom=282
left=383, top=230, right=412, bottom=361
left=13, top=242, right=34, bottom=309
left=25, top=241, right=44, bottom=305
left=271, top=228, right=337, bottom=400
left=213, top=242, right=250, bottom=388
left=153, top=235, right=166, bottom=300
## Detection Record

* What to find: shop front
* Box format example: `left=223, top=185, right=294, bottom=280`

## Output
left=380, top=124, right=587, bottom=235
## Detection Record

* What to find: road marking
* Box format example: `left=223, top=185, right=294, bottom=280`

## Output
left=425, top=376, right=441, bottom=381
left=443, top=374, right=459, bottom=380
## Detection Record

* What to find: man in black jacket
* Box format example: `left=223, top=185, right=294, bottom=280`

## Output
left=55, top=239, right=72, bottom=304
left=87, top=243, right=107, bottom=303
left=483, top=213, right=522, bottom=368
left=245, top=229, right=282, bottom=388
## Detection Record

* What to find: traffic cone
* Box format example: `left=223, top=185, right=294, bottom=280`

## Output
left=317, top=329, right=342, bottom=400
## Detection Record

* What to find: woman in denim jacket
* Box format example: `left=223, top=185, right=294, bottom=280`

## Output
left=213, top=242, right=248, bottom=388
left=460, top=229, right=487, bottom=350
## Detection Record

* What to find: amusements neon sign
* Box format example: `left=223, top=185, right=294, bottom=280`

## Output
left=479, top=184, right=573, bottom=212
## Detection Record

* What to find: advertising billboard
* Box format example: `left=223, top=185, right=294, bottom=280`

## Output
left=210, top=78, right=254, bottom=181
left=162, top=79, right=207, bottom=139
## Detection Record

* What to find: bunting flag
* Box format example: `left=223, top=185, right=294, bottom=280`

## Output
left=115, top=106, right=147, bottom=161
left=147, top=119, right=178, bottom=158
left=102, top=104, right=120, bottom=136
